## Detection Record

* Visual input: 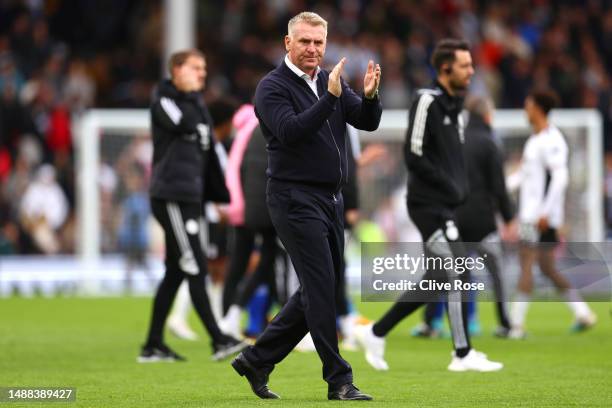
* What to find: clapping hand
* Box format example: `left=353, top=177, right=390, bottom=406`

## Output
left=364, top=60, right=381, bottom=99
left=328, top=57, right=346, bottom=97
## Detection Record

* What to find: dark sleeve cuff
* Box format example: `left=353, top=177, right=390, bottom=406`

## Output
left=323, top=91, right=340, bottom=104
left=363, top=90, right=379, bottom=102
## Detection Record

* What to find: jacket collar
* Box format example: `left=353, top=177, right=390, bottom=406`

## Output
left=433, top=79, right=464, bottom=113
left=277, top=60, right=328, bottom=98
left=156, top=79, right=199, bottom=101
left=284, top=55, right=321, bottom=82
left=466, top=113, right=491, bottom=132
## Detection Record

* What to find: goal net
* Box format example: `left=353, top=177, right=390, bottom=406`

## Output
left=74, top=108, right=604, bottom=291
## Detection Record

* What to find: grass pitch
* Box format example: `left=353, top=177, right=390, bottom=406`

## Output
left=1, top=297, right=611, bottom=407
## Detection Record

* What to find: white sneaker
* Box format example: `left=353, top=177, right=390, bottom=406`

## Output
left=448, top=349, right=503, bottom=372
left=340, top=336, right=360, bottom=352
left=354, top=323, right=389, bottom=371
left=452, top=350, right=487, bottom=359
left=339, top=314, right=360, bottom=351
left=218, top=305, right=243, bottom=339
left=571, top=312, right=597, bottom=332
left=167, top=317, right=198, bottom=341
left=508, top=326, right=527, bottom=340
left=294, top=332, right=317, bottom=352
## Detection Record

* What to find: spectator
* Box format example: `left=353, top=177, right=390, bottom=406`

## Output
left=1, top=0, right=612, bottom=257
left=117, top=165, right=153, bottom=293
left=19, top=164, right=68, bottom=254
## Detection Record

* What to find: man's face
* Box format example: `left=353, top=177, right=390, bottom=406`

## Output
left=285, top=22, right=326, bottom=75
left=447, top=50, right=474, bottom=92
left=174, top=55, right=207, bottom=92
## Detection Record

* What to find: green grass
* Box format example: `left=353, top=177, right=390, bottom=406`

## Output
left=1, top=297, right=611, bottom=407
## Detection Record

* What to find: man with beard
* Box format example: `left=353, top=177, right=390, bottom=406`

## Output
left=355, top=39, right=503, bottom=372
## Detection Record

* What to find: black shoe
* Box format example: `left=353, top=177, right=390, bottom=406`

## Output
left=231, top=352, right=280, bottom=399
left=493, top=326, right=511, bottom=338
left=212, top=336, right=248, bottom=361
left=411, top=323, right=441, bottom=338
left=137, top=344, right=186, bottom=363
left=328, top=383, right=372, bottom=401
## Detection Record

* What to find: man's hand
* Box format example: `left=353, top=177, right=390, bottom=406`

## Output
left=345, top=209, right=360, bottom=227
left=357, top=144, right=386, bottom=167
left=364, top=60, right=381, bottom=99
left=537, top=216, right=549, bottom=232
left=501, top=219, right=518, bottom=242
left=328, top=57, right=346, bottom=97
left=215, top=204, right=229, bottom=225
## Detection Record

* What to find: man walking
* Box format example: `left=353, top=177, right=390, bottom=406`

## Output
left=139, top=49, right=246, bottom=363
left=355, top=39, right=503, bottom=372
left=413, top=96, right=516, bottom=338
left=507, top=89, right=596, bottom=338
left=231, top=12, right=382, bottom=400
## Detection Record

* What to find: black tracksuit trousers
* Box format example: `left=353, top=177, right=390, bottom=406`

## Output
left=145, top=198, right=225, bottom=347
left=372, top=202, right=472, bottom=356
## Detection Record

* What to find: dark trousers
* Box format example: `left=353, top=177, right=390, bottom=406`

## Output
left=243, top=187, right=352, bottom=388
left=222, top=225, right=278, bottom=312
left=145, top=199, right=224, bottom=346
left=467, top=237, right=510, bottom=329
left=335, top=249, right=349, bottom=317
left=372, top=202, right=472, bottom=356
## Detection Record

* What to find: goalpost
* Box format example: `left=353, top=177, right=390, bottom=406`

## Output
left=75, top=108, right=604, bottom=287
left=370, top=108, right=604, bottom=241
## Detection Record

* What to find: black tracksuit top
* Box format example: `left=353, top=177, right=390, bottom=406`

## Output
left=149, top=80, right=229, bottom=204
left=404, top=81, right=469, bottom=209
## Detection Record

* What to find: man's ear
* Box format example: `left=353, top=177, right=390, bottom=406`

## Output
left=284, top=35, right=291, bottom=52
left=171, top=65, right=181, bottom=80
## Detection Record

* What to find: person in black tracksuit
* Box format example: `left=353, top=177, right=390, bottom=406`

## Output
left=419, top=97, right=515, bottom=336
left=456, top=97, right=515, bottom=333
left=231, top=12, right=381, bottom=401
left=139, top=49, right=246, bottom=363
left=356, top=39, right=503, bottom=373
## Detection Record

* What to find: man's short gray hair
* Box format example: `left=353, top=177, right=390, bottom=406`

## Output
left=465, top=95, right=494, bottom=118
left=287, top=11, right=328, bottom=37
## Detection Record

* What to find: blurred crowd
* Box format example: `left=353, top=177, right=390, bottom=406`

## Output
left=2, top=0, right=612, bottom=255
left=200, top=0, right=612, bottom=139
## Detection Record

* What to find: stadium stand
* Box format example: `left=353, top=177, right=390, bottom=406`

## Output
left=1, top=0, right=612, bottom=256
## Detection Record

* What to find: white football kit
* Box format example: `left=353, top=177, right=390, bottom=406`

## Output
left=507, top=125, right=569, bottom=241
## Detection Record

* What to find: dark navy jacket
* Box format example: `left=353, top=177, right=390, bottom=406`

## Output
left=254, top=61, right=382, bottom=194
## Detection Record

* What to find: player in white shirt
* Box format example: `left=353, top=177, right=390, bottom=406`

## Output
left=506, top=89, right=596, bottom=338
